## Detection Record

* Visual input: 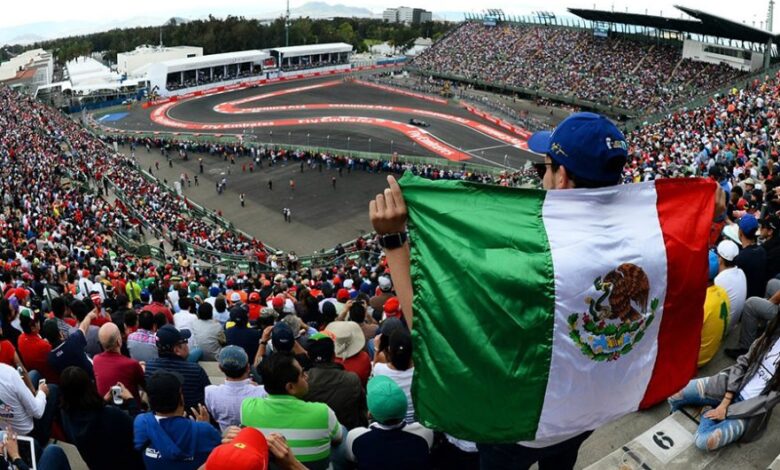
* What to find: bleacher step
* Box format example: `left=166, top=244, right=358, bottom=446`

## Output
left=200, top=360, right=221, bottom=376
left=584, top=411, right=720, bottom=470
left=768, top=453, right=780, bottom=470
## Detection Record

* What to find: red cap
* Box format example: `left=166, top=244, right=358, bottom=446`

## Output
left=337, top=288, right=350, bottom=302
left=82, top=270, right=90, bottom=278
left=205, top=427, right=268, bottom=470
left=14, top=288, right=29, bottom=302
left=248, top=292, right=260, bottom=302
left=272, top=296, right=285, bottom=309
left=227, top=279, right=235, bottom=288
left=333, top=276, right=341, bottom=285
left=384, top=297, right=401, bottom=318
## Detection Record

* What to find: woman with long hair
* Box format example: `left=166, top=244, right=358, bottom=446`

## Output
left=372, top=328, right=415, bottom=423
left=59, top=366, right=143, bottom=469
left=669, top=315, right=780, bottom=450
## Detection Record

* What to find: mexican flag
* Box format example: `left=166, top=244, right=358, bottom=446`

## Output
left=399, top=173, right=715, bottom=443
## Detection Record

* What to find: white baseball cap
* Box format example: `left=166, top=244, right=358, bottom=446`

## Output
left=716, top=240, right=739, bottom=262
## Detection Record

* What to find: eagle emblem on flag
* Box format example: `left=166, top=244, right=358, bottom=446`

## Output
left=567, top=263, right=659, bottom=362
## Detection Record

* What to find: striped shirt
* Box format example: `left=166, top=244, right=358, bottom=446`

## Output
left=144, top=355, right=211, bottom=410
left=241, top=394, right=341, bottom=466
left=127, top=329, right=157, bottom=345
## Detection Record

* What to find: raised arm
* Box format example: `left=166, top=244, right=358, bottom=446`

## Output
left=369, top=175, right=414, bottom=329
left=79, top=309, right=97, bottom=336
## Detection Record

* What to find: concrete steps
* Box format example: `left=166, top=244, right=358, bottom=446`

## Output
left=577, top=329, right=780, bottom=470
left=200, top=360, right=226, bottom=385
left=584, top=411, right=720, bottom=470
left=768, top=453, right=780, bottom=470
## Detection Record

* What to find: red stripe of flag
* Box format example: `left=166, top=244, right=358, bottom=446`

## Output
left=639, top=178, right=715, bottom=408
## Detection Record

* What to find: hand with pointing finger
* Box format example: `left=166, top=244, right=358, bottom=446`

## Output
left=369, top=175, right=408, bottom=235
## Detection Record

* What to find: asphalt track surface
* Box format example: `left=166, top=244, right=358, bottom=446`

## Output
left=125, top=145, right=389, bottom=254
left=98, top=75, right=544, bottom=252
left=102, top=75, right=541, bottom=170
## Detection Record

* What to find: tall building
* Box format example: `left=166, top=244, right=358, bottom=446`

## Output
left=382, top=6, right=432, bottom=24
left=383, top=8, right=399, bottom=22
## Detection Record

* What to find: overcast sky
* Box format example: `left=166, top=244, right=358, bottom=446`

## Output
left=1, top=0, right=775, bottom=30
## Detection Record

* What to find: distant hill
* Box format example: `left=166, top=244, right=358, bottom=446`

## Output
left=0, top=16, right=171, bottom=46
left=0, top=3, right=377, bottom=46
left=5, top=34, right=46, bottom=46
left=290, top=2, right=376, bottom=19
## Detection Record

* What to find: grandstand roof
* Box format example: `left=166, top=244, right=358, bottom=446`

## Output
left=159, top=50, right=269, bottom=70
left=568, top=6, right=778, bottom=44
left=268, top=43, right=353, bottom=58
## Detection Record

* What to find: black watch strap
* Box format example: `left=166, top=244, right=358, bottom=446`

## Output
left=379, top=232, right=408, bottom=249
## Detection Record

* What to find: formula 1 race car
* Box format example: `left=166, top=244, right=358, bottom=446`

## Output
left=409, top=118, right=430, bottom=128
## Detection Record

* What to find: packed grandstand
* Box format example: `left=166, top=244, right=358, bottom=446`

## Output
left=411, top=22, right=747, bottom=114
left=0, top=9, right=779, bottom=470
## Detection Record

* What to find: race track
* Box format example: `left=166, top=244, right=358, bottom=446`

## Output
left=96, top=75, right=542, bottom=170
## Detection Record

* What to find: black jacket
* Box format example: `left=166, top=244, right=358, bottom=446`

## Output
left=762, top=235, right=780, bottom=280
left=304, top=362, right=367, bottom=429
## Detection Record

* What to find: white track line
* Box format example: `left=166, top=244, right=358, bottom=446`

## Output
left=465, top=144, right=516, bottom=152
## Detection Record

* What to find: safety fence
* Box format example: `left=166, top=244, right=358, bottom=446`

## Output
left=87, top=123, right=514, bottom=176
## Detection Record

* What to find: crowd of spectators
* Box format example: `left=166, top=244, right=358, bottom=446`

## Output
left=412, top=22, right=745, bottom=113
left=2, top=51, right=780, bottom=467
left=166, top=67, right=263, bottom=92
left=621, top=74, right=778, bottom=184
left=280, top=57, right=350, bottom=73
left=108, top=135, right=537, bottom=197
left=0, top=84, right=481, bottom=469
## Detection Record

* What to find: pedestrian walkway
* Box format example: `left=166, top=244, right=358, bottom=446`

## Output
left=121, top=146, right=387, bottom=254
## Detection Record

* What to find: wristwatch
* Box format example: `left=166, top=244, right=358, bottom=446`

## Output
left=259, top=340, right=268, bottom=346
left=378, top=232, right=408, bottom=250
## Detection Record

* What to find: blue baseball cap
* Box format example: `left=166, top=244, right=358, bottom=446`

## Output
left=708, top=250, right=719, bottom=281
left=156, top=324, right=191, bottom=348
left=528, top=112, right=628, bottom=183
left=271, top=322, right=294, bottom=352
left=738, top=214, right=759, bottom=237
left=218, top=345, right=249, bottom=372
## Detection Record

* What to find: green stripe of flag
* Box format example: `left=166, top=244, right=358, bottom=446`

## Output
left=401, top=173, right=556, bottom=442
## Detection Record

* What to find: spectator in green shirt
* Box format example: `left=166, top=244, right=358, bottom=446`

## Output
left=241, top=354, right=342, bottom=470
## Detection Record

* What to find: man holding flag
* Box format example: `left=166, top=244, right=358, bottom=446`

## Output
left=369, top=112, right=725, bottom=469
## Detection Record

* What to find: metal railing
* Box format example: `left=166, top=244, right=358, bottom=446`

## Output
left=89, top=125, right=515, bottom=176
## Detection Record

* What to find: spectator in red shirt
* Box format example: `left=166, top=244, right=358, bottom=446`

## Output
left=18, top=309, right=59, bottom=384
left=0, top=324, right=20, bottom=368
left=144, top=289, right=174, bottom=324
left=93, top=323, right=145, bottom=404
left=327, top=321, right=371, bottom=386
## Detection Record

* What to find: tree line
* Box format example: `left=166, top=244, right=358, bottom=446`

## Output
left=3, top=16, right=453, bottom=65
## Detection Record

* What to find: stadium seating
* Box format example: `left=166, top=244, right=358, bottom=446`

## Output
left=412, top=22, right=745, bottom=113
left=2, top=38, right=780, bottom=468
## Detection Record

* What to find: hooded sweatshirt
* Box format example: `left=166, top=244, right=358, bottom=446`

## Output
left=133, top=413, right=221, bottom=470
